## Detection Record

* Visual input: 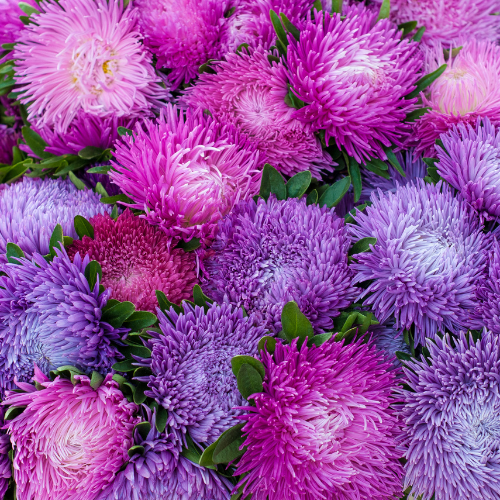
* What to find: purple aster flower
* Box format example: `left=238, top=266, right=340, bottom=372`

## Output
left=371, top=320, right=411, bottom=369
left=412, top=40, right=500, bottom=158
left=110, top=104, right=263, bottom=245
left=14, top=0, right=166, bottom=132
left=235, top=338, right=403, bottom=500
left=0, top=124, right=19, bottom=165
left=285, top=6, right=421, bottom=163
left=135, top=302, right=267, bottom=449
left=437, top=118, right=500, bottom=222
left=0, top=177, right=110, bottom=258
left=202, top=196, right=357, bottom=334
left=0, top=0, right=36, bottom=49
left=0, top=248, right=126, bottom=396
left=349, top=180, right=488, bottom=345
left=4, top=368, right=139, bottom=500
left=181, top=47, right=332, bottom=178
left=135, top=0, right=237, bottom=90
left=400, top=331, right=500, bottom=500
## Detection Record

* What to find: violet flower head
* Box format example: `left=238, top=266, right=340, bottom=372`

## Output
left=135, top=303, right=267, bottom=447
left=111, top=105, right=263, bottom=244
left=0, top=0, right=32, bottom=48
left=0, top=124, right=19, bottom=165
left=413, top=40, right=500, bottom=157
left=371, top=320, right=411, bottom=369
left=0, top=177, right=110, bottom=258
left=67, top=209, right=198, bottom=312
left=14, top=0, right=166, bottom=132
left=437, top=118, right=500, bottom=221
left=202, top=196, right=357, bottom=334
left=236, top=338, right=403, bottom=500
left=4, top=369, right=139, bottom=500
left=135, top=0, right=236, bottom=90
left=0, top=248, right=125, bottom=396
left=400, top=331, right=500, bottom=500
left=349, top=180, right=488, bottom=345
left=286, top=6, right=421, bottom=163
left=181, top=47, right=332, bottom=178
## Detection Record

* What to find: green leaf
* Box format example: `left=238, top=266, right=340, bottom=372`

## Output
left=4, top=406, right=25, bottom=421
left=94, top=182, right=108, bottom=197
left=176, top=238, right=201, bottom=252
left=426, top=165, right=441, bottom=184
left=423, top=157, right=438, bottom=168
left=237, top=363, right=263, bottom=401
left=279, top=13, right=300, bottom=42
left=6, top=243, right=25, bottom=265
left=156, top=405, right=168, bottom=433
left=377, top=0, right=390, bottom=20
left=133, top=383, right=148, bottom=404
left=331, top=0, right=342, bottom=13
left=181, top=433, right=203, bottom=464
left=19, top=2, right=39, bottom=15
left=259, top=163, right=286, bottom=201
left=349, top=237, right=377, bottom=256
left=49, top=224, right=64, bottom=256
left=257, top=336, right=276, bottom=354
left=193, top=284, right=214, bottom=311
left=112, top=359, right=136, bottom=372
left=344, top=203, right=368, bottom=224
left=313, top=0, right=322, bottom=10
left=383, top=146, right=406, bottom=177
left=2, top=160, right=29, bottom=184
left=413, top=26, right=426, bottom=42
left=102, top=301, right=135, bottom=328
left=212, top=423, right=246, bottom=464
left=364, top=161, right=391, bottom=179
left=231, top=355, right=265, bottom=379
left=155, top=290, right=183, bottom=314
left=1, top=43, right=15, bottom=51
left=236, top=43, right=250, bottom=54
left=286, top=171, right=311, bottom=198
left=398, top=20, right=417, bottom=36
left=117, top=126, right=133, bottom=137
left=68, top=171, right=87, bottom=190
left=199, top=442, right=218, bottom=469
left=90, top=371, right=104, bottom=390
left=87, top=164, right=111, bottom=174
left=52, top=157, right=88, bottom=177
left=100, top=194, right=132, bottom=204
left=84, top=260, right=102, bottom=291
left=134, top=421, right=151, bottom=441
left=270, top=10, right=288, bottom=49
left=306, top=189, right=318, bottom=205
left=128, top=445, right=145, bottom=458
left=406, top=107, right=431, bottom=122
left=111, top=204, right=118, bottom=219
left=443, top=46, right=462, bottom=60
left=74, top=215, right=94, bottom=240
left=78, top=146, right=105, bottom=160
left=348, top=157, right=362, bottom=203
left=396, top=351, right=413, bottom=362
left=123, top=311, right=157, bottom=331
left=307, top=332, right=333, bottom=347
left=281, top=301, right=314, bottom=344
left=63, top=236, right=73, bottom=247
left=318, top=176, right=351, bottom=208
left=406, top=64, right=447, bottom=100
left=21, top=126, right=52, bottom=159
left=199, top=60, right=217, bottom=74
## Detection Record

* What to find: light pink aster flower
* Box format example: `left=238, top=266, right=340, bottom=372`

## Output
left=4, top=367, right=139, bottom=500
left=110, top=104, right=263, bottom=245
left=14, top=0, right=167, bottom=132
left=182, top=47, right=332, bottom=178
left=412, top=40, right=500, bottom=157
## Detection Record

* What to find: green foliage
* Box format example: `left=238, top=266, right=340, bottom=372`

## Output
left=281, top=301, right=314, bottom=347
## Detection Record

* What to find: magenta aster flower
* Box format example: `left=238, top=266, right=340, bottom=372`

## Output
left=135, top=0, right=237, bottom=90
left=4, top=368, right=139, bottom=500
left=182, top=47, right=332, bottom=178
left=285, top=6, right=421, bottom=163
left=202, top=196, right=357, bottom=334
left=413, top=40, right=500, bottom=157
left=0, top=0, right=33, bottom=48
left=400, top=331, right=500, bottom=500
left=14, top=0, right=166, bottom=132
left=0, top=124, right=19, bottom=165
left=235, top=338, right=403, bottom=500
left=67, top=209, right=198, bottom=312
left=110, top=105, right=263, bottom=244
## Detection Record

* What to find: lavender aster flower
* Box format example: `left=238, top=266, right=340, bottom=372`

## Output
left=371, top=321, right=411, bottom=368
left=286, top=6, right=421, bottom=163
left=437, top=118, right=500, bottom=221
left=0, top=248, right=125, bottom=396
left=0, top=177, right=110, bottom=258
left=400, top=331, right=500, bottom=500
left=349, top=180, right=488, bottom=345
left=202, top=196, right=357, bottom=334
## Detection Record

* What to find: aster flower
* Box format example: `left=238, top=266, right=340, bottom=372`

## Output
left=135, top=0, right=237, bottom=90
left=371, top=321, right=411, bottom=368
left=14, top=0, right=166, bottom=132
left=202, top=196, right=357, bottom=334
left=437, top=118, right=500, bottom=221
left=110, top=105, right=263, bottom=244
left=0, top=124, right=19, bottom=164
left=0, top=177, right=110, bottom=258
left=285, top=6, right=421, bottom=163
left=235, top=338, right=403, bottom=500
left=413, top=40, right=500, bottom=157
left=4, top=368, right=139, bottom=500
left=349, top=180, right=488, bottom=345
left=0, top=0, right=33, bottom=48
left=0, top=248, right=125, bottom=396
left=182, top=47, right=332, bottom=178
left=135, top=303, right=267, bottom=449
left=67, top=209, right=198, bottom=312
left=400, top=331, right=500, bottom=500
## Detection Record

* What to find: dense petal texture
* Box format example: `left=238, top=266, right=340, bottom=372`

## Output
left=400, top=331, right=500, bottom=500
left=0, top=124, right=19, bottom=165
left=236, top=339, right=403, bottom=500
left=111, top=105, right=263, bottom=244
left=349, top=180, right=488, bottom=345
left=202, top=196, right=357, bottom=334
left=4, top=369, right=139, bottom=500
left=67, top=209, right=198, bottom=312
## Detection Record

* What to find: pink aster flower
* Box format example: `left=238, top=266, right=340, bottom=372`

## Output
left=67, top=209, right=198, bottom=312
left=182, top=47, right=332, bottom=178
left=285, top=6, right=422, bottom=163
left=134, top=0, right=237, bottom=90
left=412, top=40, right=500, bottom=158
left=110, top=104, right=263, bottom=244
left=4, top=367, right=139, bottom=500
left=235, top=339, right=404, bottom=500
left=14, top=0, right=167, bottom=132
left=0, top=0, right=37, bottom=52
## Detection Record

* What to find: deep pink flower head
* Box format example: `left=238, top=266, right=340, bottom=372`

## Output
left=235, top=339, right=403, bottom=500
left=413, top=40, right=500, bottom=157
left=14, top=0, right=166, bottom=132
left=182, top=47, right=332, bottom=178
left=0, top=0, right=36, bottom=51
left=110, top=104, right=263, bottom=244
left=135, top=0, right=237, bottom=90
left=67, top=209, right=198, bottom=312
left=286, top=6, right=421, bottom=163
left=4, top=368, right=139, bottom=500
